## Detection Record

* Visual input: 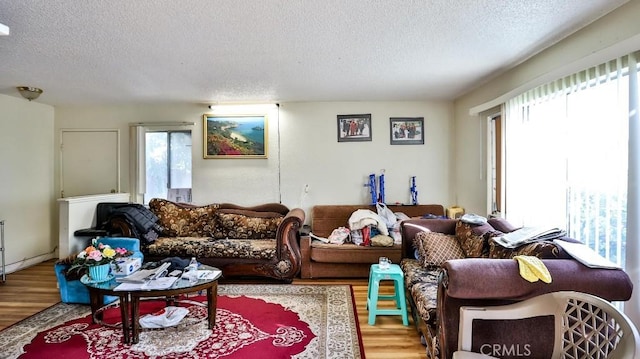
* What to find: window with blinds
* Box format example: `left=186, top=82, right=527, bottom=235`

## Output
left=504, top=53, right=638, bottom=267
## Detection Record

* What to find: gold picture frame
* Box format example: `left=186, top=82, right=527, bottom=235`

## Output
left=203, top=114, right=268, bottom=158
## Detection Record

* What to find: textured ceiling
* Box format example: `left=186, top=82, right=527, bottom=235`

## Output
left=0, top=0, right=629, bottom=106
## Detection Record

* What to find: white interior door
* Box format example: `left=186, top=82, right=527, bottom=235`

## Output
left=60, top=129, right=120, bottom=197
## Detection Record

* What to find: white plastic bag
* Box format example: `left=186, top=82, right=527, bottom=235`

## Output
left=376, top=202, right=397, bottom=228
left=390, top=221, right=402, bottom=244
left=139, top=306, right=189, bottom=328
left=351, top=229, right=363, bottom=245
left=328, top=227, right=350, bottom=244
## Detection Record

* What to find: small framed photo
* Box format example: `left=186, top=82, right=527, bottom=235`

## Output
left=337, top=114, right=372, bottom=142
left=203, top=114, right=268, bottom=158
left=390, top=117, right=424, bottom=145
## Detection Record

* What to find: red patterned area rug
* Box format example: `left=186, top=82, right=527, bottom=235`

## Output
left=0, top=284, right=364, bottom=359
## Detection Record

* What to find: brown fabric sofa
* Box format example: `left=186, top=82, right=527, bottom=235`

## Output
left=300, top=204, right=445, bottom=278
left=109, top=198, right=305, bottom=282
left=400, top=218, right=634, bottom=359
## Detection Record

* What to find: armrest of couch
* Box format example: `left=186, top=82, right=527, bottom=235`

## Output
left=443, top=258, right=633, bottom=301
left=273, top=207, right=305, bottom=278
left=300, top=235, right=311, bottom=260
left=436, top=258, right=633, bottom=359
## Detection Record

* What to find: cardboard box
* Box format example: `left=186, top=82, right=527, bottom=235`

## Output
left=111, top=257, right=142, bottom=276
left=446, top=206, right=465, bottom=219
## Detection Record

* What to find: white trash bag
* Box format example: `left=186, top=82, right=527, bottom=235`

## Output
left=389, top=221, right=402, bottom=244
left=376, top=202, right=397, bottom=228
left=139, top=306, right=189, bottom=328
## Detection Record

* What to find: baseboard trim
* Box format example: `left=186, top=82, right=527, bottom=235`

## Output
left=3, top=253, right=55, bottom=275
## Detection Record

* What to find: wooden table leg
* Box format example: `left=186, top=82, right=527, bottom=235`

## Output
left=132, top=296, right=141, bottom=344
left=120, top=294, right=131, bottom=344
left=207, top=282, right=218, bottom=330
left=87, top=288, right=102, bottom=323
left=88, top=287, right=101, bottom=324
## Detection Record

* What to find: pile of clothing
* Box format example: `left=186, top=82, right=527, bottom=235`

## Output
left=106, top=203, right=164, bottom=244
left=326, top=204, right=407, bottom=246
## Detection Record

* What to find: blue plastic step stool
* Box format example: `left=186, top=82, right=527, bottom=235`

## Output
left=366, top=263, right=409, bottom=326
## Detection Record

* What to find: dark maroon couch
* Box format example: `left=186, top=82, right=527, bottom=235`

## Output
left=400, top=218, right=633, bottom=359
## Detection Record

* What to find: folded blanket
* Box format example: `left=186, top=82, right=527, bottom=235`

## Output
left=514, top=255, right=552, bottom=283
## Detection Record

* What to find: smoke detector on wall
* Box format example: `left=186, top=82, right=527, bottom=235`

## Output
left=0, top=23, right=9, bottom=36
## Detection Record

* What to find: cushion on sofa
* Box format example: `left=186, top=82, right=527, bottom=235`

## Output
left=213, top=209, right=284, bottom=239
left=146, top=237, right=277, bottom=260
left=400, top=259, right=440, bottom=327
left=149, top=198, right=219, bottom=237
left=309, top=242, right=402, bottom=263
left=454, top=221, right=498, bottom=258
left=413, top=231, right=465, bottom=268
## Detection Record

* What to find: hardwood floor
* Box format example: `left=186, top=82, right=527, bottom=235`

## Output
left=0, top=260, right=427, bottom=358
left=0, top=260, right=61, bottom=328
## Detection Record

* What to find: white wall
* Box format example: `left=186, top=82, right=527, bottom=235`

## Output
left=453, top=0, right=640, bottom=216
left=278, top=101, right=454, bottom=219
left=55, top=101, right=455, bottom=224
left=0, top=94, right=55, bottom=271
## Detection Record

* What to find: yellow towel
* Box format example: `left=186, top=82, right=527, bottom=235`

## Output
left=514, top=255, right=552, bottom=283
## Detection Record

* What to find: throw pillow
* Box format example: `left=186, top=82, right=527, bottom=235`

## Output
left=213, top=209, right=284, bottom=239
left=454, top=220, right=498, bottom=258
left=149, top=198, right=219, bottom=237
left=413, top=231, right=465, bottom=268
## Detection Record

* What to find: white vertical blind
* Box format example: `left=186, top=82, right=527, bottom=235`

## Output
left=504, top=88, right=568, bottom=228
left=504, top=54, right=634, bottom=261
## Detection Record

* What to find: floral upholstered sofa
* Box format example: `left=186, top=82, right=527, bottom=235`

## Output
left=399, top=217, right=634, bottom=359
left=108, top=198, right=305, bottom=282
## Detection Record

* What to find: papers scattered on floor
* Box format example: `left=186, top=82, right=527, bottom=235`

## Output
left=492, top=226, right=566, bottom=248
left=553, top=240, right=621, bottom=269
left=139, top=306, right=189, bottom=328
left=114, top=276, right=178, bottom=291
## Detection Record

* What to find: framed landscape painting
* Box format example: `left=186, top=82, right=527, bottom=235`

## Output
left=203, top=114, right=268, bottom=158
left=390, top=117, right=424, bottom=145
left=337, top=114, right=372, bottom=142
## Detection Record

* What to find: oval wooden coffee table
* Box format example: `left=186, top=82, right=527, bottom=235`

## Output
left=82, top=265, right=222, bottom=344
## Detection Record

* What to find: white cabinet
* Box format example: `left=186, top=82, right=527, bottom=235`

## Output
left=57, top=193, right=130, bottom=258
